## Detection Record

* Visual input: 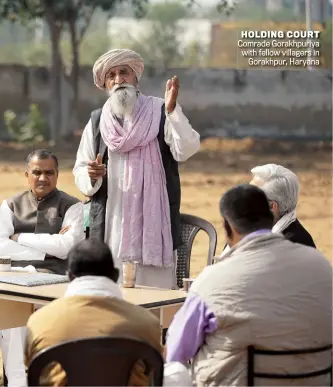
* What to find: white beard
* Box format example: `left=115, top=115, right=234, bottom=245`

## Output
left=107, top=84, right=138, bottom=119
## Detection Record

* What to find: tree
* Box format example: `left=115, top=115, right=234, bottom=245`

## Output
left=187, top=0, right=238, bottom=16
left=0, top=0, right=148, bottom=143
left=144, top=2, right=189, bottom=69
left=182, top=40, right=207, bottom=67
left=0, top=0, right=235, bottom=143
left=109, top=2, right=195, bottom=70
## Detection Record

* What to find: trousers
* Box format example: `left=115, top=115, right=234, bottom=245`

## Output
left=0, top=327, right=27, bottom=387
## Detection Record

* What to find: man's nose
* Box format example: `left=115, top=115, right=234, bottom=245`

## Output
left=39, top=173, right=48, bottom=181
left=115, top=73, right=124, bottom=84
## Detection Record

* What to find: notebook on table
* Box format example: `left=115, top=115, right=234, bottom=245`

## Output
left=0, top=273, right=69, bottom=287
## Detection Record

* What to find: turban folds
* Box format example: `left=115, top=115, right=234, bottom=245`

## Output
left=93, top=49, right=144, bottom=90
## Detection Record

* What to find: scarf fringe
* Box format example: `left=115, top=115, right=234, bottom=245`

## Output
left=122, top=257, right=173, bottom=269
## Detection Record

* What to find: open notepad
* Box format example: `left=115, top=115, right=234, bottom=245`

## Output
left=0, top=273, right=69, bottom=287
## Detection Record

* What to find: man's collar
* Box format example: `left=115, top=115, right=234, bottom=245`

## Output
left=64, top=275, right=123, bottom=300
left=219, top=230, right=278, bottom=262
left=242, top=229, right=272, bottom=242
left=29, top=188, right=58, bottom=202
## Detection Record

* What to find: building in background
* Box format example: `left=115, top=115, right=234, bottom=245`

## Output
left=266, top=0, right=283, bottom=12
left=107, top=17, right=212, bottom=63
left=292, top=0, right=331, bottom=21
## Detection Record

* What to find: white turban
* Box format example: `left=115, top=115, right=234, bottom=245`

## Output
left=93, top=49, right=144, bottom=90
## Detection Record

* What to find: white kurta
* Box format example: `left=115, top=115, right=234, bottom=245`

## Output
left=0, top=197, right=85, bottom=387
left=73, top=103, right=200, bottom=289
left=0, top=200, right=85, bottom=261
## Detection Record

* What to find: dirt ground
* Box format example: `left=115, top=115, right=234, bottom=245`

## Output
left=0, top=137, right=331, bottom=383
left=0, top=137, right=331, bottom=274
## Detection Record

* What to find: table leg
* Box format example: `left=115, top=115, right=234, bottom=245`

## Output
left=149, top=304, right=182, bottom=345
left=159, top=304, right=182, bottom=328
left=149, top=309, right=163, bottom=344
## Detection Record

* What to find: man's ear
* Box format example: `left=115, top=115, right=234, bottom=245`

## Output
left=270, top=201, right=279, bottom=213
left=224, top=219, right=233, bottom=240
left=25, top=170, right=28, bottom=178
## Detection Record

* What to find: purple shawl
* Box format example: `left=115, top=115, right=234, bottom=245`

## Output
left=99, top=94, right=173, bottom=268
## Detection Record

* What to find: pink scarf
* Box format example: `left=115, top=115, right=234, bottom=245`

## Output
left=99, top=94, right=173, bottom=268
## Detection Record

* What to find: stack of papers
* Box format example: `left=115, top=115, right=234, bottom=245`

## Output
left=0, top=273, right=69, bottom=287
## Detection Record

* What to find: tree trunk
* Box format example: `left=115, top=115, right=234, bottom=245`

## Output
left=64, top=5, right=95, bottom=139
left=63, top=18, right=80, bottom=139
left=46, top=19, right=63, bottom=144
left=69, top=19, right=79, bottom=105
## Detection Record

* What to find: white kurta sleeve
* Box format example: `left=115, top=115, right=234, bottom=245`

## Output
left=164, top=103, right=200, bottom=162
left=0, top=200, right=45, bottom=261
left=73, top=119, right=103, bottom=196
left=0, top=200, right=14, bottom=238
left=17, top=202, right=85, bottom=259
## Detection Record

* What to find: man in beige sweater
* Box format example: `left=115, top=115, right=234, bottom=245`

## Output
left=25, top=239, right=162, bottom=386
left=166, top=184, right=332, bottom=386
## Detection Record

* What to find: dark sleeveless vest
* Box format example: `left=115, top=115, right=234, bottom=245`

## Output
left=7, top=189, right=79, bottom=274
left=89, top=104, right=182, bottom=250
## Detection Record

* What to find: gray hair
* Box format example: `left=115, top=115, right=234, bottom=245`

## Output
left=26, top=149, right=58, bottom=170
left=251, top=164, right=299, bottom=216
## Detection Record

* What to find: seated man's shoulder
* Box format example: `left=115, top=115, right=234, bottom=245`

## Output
left=6, top=190, right=30, bottom=209
left=284, top=219, right=316, bottom=247
left=28, top=297, right=70, bottom=329
left=28, top=296, right=160, bottom=338
left=113, top=297, right=160, bottom=326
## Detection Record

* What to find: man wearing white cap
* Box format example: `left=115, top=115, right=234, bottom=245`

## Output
left=73, top=49, right=200, bottom=289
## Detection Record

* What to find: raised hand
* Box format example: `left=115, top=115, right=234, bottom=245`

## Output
left=88, top=153, right=106, bottom=180
left=165, top=76, right=179, bottom=114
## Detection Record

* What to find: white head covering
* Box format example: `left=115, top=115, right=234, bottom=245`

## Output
left=93, top=49, right=144, bottom=90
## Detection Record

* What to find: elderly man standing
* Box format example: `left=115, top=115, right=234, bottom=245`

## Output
left=250, top=163, right=316, bottom=247
left=0, top=149, right=84, bottom=387
left=73, top=49, right=200, bottom=289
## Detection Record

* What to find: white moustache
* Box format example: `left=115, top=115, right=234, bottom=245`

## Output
left=108, top=84, right=138, bottom=119
left=110, top=84, right=136, bottom=94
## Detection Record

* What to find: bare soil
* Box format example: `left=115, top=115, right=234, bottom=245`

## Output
left=0, top=137, right=331, bottom=384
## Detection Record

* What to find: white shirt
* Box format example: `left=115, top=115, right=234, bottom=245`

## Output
left=73, top=103, right=200, bottom=288
left=64, top=275, right=123, bottom=299
left=0, top=199, right=85, bottom=262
